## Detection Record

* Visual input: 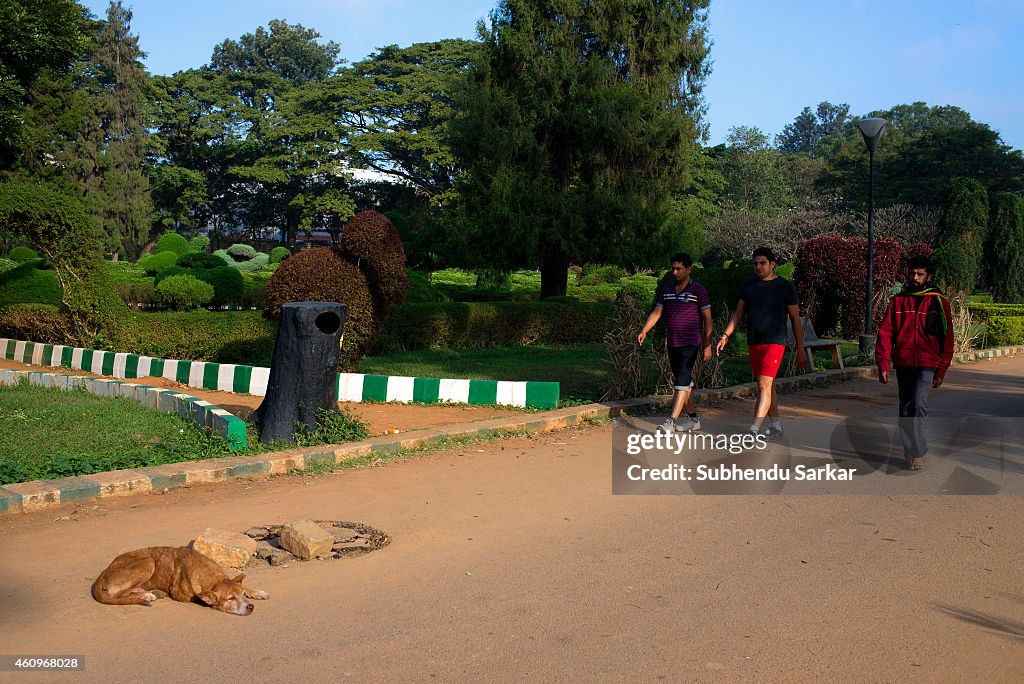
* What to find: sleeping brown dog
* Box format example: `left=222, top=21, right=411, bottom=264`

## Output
left=92, top=546, right=269, bottom=615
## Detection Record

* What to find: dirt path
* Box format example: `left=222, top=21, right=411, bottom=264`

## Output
left=1, top=357, right=1023, bottom=681
left=0, top=357, right=525, bottom=436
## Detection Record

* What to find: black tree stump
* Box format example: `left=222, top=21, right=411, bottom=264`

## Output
left=256, top=301, right=347, bottom=444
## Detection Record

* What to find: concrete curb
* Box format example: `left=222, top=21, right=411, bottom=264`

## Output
left=1, top=345, right=1020, bottom=517
left=0, top=338, right=560, bottom=409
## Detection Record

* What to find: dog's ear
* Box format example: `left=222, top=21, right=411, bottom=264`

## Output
left=232, top=573, right=246, bottom=584
left=197, top=591, right=218, bottom=606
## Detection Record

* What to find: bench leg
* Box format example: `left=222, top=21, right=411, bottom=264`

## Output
left=830, top=346, right=844, bottom=369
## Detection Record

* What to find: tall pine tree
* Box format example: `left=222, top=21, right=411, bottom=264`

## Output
left=70, top=1, right=152, bottom=257
left=446, top=0, right=711, bottom=297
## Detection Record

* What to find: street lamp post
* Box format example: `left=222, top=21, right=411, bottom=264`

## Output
left=856, top=117, right=887, bottom=355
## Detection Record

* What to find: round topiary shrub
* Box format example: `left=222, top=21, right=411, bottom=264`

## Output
left=154, top=262, right=243, bottom=306
left=155, top=274, right=215, bottom=310
left=154, top=232, right=190, bottom=257
left=188, top=235, right=210, bottom=253
left=263, top=247, right=376, bottom=369
left=177, top=251, right=230, bottom=271
left=270, top=246, right=290, bottom=264
left=8, top=246, right=39, bottom=262
left=141, top=250, right=179, bottom=276
left=340, top=210, right=409, bottom=312
left=226, top=243, right=258, bottom=261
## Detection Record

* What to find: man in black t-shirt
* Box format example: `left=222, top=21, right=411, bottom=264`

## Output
left=715, top=247, right=807, bottom=439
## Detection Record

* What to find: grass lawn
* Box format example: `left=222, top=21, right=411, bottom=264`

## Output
left=0, top=381, right=370, bottom=485
left=0, top=381, right=270, bottom=485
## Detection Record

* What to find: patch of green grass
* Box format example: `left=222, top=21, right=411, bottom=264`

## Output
left=0, top=381, right=279, bottom=485
left=292, top=407, right=370, bottom=447
left=356, top=344, right=609, bottom=401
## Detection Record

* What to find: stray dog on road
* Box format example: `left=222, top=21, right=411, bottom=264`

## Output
left=92, top=546, right=269, bottom=615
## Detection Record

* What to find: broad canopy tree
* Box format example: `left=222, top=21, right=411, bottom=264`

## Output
left=445, top=0, right=712, bottom=298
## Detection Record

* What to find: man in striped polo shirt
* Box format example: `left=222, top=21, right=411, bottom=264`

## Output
left=638, top=252, right=713, bottom=434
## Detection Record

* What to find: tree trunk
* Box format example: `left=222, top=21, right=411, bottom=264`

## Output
left=255, top=302, right=347, bottom=444
left=540, top=252, right=570, bottom=299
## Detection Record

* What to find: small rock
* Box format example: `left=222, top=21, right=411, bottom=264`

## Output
left=245, top=527, right=270, bottom=540
left=254, top=540, right=279, bottom=559
left=191, top=529, right=259, bottom=570
left=279, top=519, right=335, bottom=560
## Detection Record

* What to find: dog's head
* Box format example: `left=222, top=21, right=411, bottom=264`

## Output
left=197, top=574, right=254, bottom=616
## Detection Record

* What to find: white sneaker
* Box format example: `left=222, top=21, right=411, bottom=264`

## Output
left=657, top=418, right=676, bottom=434
left=675, top=417, right=701, bottom=432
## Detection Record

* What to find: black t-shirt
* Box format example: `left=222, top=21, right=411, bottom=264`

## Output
left=740, top=276, right=799, bottom=345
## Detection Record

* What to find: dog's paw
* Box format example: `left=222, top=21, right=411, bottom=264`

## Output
left=247, top=589, right=270, bottom=600
left=141, top=592, right=158, bottom=603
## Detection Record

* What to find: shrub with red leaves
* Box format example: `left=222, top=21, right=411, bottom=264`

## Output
left=793, top=234, right=906, bottom=338
left=341, top=210, right=409, bottom=313
left=263, top=248, right=376, bottom=370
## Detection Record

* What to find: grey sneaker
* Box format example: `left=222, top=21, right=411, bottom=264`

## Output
left=675, top=417, right=701, bottom=432
left=764, top=426, right=784, bottom=441
left=657, top=418, right=676, bottom=435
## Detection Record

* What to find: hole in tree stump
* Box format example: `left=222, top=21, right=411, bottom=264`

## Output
left=315, top=311, right=341, bottom=335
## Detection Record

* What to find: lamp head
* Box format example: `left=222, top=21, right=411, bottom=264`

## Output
left=856, top=117, right=888, bottom=154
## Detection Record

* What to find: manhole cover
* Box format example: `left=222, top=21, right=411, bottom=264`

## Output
left=243, top=520, right=390, bottom=567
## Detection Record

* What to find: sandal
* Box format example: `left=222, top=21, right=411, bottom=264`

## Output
left=904, top=456, right=924, bottom=470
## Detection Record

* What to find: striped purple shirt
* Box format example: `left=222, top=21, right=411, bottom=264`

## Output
left=655, top=279, right=711, bottom=347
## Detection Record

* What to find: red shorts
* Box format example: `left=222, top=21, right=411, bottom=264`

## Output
left=749, top=344, right=785, bottom=378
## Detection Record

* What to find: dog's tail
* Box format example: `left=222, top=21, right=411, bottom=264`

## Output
left=91, top=578, right=152, bottom=606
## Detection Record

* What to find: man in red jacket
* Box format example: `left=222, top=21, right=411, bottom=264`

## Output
left=875, top=256, right=954, bottom=471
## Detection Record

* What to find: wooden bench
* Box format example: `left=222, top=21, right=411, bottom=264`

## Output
left=786, top=316, right=845, bottom=369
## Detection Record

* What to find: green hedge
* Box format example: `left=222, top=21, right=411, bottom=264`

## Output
left=112, top=310, right=277, bottom=365
left=987, top=316, right=1024, bottom=346
left=0, top=304, right=76, bottom=344
left=968, top=303, right=1024, bottom=321
left=0, top=305, right=276, bottom=366
left=0, top=261, right=62, bottom=306
left=379, top=301, right=615, bottom=351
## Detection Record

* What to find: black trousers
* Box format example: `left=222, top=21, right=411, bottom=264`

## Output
left=896, top=366, right=935, bottom=459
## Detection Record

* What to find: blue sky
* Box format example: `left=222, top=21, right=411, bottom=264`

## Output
left=81, top=0, right=1024, bottom=151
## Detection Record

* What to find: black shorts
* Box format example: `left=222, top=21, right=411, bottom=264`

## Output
left=667, top=345, right=699, bottom=390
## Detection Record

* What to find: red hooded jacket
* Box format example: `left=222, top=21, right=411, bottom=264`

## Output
left=875, top=286, right=955, bottom=380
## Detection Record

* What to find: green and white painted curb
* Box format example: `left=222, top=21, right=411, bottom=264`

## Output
left=336, top=373, right=558, bottom=408
left=0, top=338, right=560, bottom=409
left=0, top=368, right=247, bottom=451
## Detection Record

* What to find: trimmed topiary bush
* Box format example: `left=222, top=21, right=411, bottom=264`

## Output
left=140, top=250, right=179, bottom=276
left=270, top=246, right=290, bottom=264
left=154, top=232, right=190, bottom=257
left=226, top=243, right=257, bottom=260
left=341, top=210, right=409, bottom=313
left=794, top=234, right=905, bottom=338
left=0, top=261, right=62, bottom=305
left=154, top=263, right=243, bottom=307
left=155, top=274, right=215, bottom=310
left=988, top=192, right=1024, bottom=304
left=934, top=177, right=989, bottom=294
left=176, top=252, right=229, bottom=271
left=8, top=246, right=38, bottom=261
left=263, top=248, right=377, bottom=369
left=188, top=235, right=210, bottom=253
